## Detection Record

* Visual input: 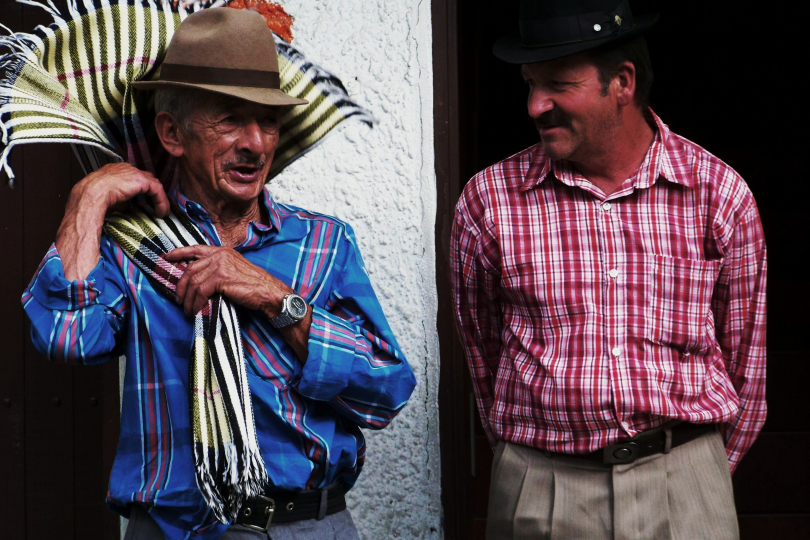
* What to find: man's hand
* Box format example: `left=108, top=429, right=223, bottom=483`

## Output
left=56, top=163, right=170, bottom=280
left=165, top=245, right=312, bottom=361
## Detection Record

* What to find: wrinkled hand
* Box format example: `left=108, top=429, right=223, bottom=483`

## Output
left=165, top=245, right=312, bottom=361
left=57, top=163, right=170, bottom=280
left=165, top=245, right=290, bottom=317
left=71, top=162, right=170, bottom=218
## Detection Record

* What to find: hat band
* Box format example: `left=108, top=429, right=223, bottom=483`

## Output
left=159, top=64, right=280, bottom=89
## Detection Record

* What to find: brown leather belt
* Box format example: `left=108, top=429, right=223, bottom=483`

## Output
left=543, top=422, right=717, bottom=465
left=235, top=481, right=346, bottom=532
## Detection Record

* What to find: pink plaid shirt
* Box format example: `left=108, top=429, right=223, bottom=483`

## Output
left=451, top=112, right=766, bottom=472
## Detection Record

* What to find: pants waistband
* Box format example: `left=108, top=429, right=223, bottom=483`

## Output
left=543, top=422, right=717, bottom=465
left=235, top=481, right=346, bottom=531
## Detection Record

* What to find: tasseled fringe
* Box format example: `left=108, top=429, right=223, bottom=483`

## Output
left=16, top=0, right=65, bottom=21
left=0, top=8, right=52, bottom=184
left=0, top=0, right=230, bottom=185
left=193, top=440, right=267, bottom=524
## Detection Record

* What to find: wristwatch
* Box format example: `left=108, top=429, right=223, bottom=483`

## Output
left=269, top=293, right=309, bottom=328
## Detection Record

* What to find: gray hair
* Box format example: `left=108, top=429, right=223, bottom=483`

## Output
left=153, top=86, right=231, bottom=133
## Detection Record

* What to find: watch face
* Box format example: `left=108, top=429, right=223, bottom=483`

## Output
left=289, top=295, right=308, bottom=318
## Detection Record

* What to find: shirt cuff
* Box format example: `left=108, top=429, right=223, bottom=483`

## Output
left=297, top=306, right=357, bottom=401
left=29, top=244, right=105, bottom=311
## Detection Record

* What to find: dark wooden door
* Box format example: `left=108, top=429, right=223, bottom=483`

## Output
left=0, top=4, right=121, bottom=539
left=435, top=1, right=809, bottom=538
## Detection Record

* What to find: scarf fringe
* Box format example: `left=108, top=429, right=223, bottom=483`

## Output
left=16, top=0, right=64, bottom=21
left=194, top=440, right=269, bottom=523
left=0, top=0, right=220, bottom=181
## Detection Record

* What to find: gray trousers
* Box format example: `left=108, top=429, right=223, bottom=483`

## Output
left=486, top=430, right=739, bottom=540
left=123, top=505, right=360, bottom=540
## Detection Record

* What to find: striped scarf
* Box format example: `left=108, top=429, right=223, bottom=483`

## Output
left=0, top=0, right=374, bottom=184
left=104, top=206, right=266, bottom=523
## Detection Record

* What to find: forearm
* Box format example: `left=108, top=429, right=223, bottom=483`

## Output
left=55, top=201, right=106, bottom=281
left=55, top=162, right=170, bottom=281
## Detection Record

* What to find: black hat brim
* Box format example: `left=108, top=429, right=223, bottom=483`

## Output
left=493, top=13, right=659, bottom=64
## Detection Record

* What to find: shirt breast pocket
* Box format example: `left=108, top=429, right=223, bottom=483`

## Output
left=646, top=254, right=722, bottom=352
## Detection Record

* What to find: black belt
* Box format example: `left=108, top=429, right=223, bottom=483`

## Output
left=544, top=422, right=717, bottom=465
left=235, top=481, right=346, bottom=532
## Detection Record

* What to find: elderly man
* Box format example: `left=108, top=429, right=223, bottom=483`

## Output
left=22, top=8, right=415, bottom=540
left=451, top=1, right=766, bottom=539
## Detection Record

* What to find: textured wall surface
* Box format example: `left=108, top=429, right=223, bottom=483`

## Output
left=268, top=1, right=441, bottom=539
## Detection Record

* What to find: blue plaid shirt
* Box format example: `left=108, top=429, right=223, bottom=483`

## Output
left=22, top=185, right=416, bottom=540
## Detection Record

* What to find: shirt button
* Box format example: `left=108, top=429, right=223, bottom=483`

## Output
left=612, top=346, right=621, bottom=357
left=609, top=269, right=619, bottom=278
left=602, top=202, right=612, bottom=211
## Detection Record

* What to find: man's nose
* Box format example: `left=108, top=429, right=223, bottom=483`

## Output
left=527, top=87, right=554, bottom=119
left=237, top=119, right=265, bottom=154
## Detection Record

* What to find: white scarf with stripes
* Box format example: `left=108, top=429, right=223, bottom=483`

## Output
left=104, top=207, right=267, bottom=523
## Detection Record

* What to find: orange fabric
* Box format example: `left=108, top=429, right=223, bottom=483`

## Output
left=228, top=0, right=295, bottom=43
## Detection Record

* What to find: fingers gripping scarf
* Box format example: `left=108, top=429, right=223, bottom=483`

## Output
left=104, top=207, right=267, bottom=523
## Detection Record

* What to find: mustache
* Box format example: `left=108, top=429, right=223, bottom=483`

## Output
left=223, top=154, right=267, bottom=170
left=533, top=109, right=572, bottom=130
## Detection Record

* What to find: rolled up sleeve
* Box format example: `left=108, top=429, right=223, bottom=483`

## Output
left=21, top=241, right=129, bottom=364
left=296, top=226, right=416, bottom=430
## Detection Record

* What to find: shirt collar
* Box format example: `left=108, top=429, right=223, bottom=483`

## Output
left=169, top=182, right=284, bottom=241
left=520, top=109, right=695, bottom=192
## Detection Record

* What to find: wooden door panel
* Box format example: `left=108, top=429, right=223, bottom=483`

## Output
left=2, top=2, right=121, bottom=537
left=0, top=80, right=26, bottom=540
left=22, top=143, right=78, bottom=538
left=767, top=281, right=810, bottom=351
left=763, top=352, right=809, bottom=432
left=739, top=515, right=810, bottom=540
left=734, top=433, right=810, bottom=514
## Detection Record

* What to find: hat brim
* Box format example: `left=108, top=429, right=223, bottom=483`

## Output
left=130, top=80, right=308, bottom=107
left=493, top=13, right=659, bottom=64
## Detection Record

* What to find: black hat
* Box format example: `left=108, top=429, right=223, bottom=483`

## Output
left=494, top=0, right=659, bottom=64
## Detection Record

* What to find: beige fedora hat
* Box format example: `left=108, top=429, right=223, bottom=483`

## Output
left=132, top=8, right=307, bottom=107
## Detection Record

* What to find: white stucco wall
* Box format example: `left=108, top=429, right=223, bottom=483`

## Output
left=267, top=1, right=441, bottom=539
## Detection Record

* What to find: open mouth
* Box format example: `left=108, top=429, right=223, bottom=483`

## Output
left=227, top=165, right=262, bottom=181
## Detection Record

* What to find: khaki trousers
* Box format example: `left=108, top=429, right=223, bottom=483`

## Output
left=486, top=431, right=739, bottom=540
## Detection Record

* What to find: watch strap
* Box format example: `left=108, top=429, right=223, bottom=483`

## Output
left=270, top=310, right=297, bottom=328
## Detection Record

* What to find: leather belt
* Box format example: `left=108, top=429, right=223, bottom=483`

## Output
left=235, top=481, right=346, bottom=532
left=544, top=422, right=717, bottom=465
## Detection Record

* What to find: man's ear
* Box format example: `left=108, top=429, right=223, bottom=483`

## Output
left=613, top=61, right=637, bottom=107
left=154, top=111, right=186, bottom=158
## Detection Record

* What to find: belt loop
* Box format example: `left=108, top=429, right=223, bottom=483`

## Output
left=663, top=426, right=673, bottom=454
left=317, top=487, right=328, bottom=520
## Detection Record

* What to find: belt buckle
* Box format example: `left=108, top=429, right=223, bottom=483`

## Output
left=241, top=496, right=275, bottom=532
left=603, top=441, right=639, bottom=464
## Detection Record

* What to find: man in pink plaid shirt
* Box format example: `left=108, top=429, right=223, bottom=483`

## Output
left=450, top=2, right=766, bottom=539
